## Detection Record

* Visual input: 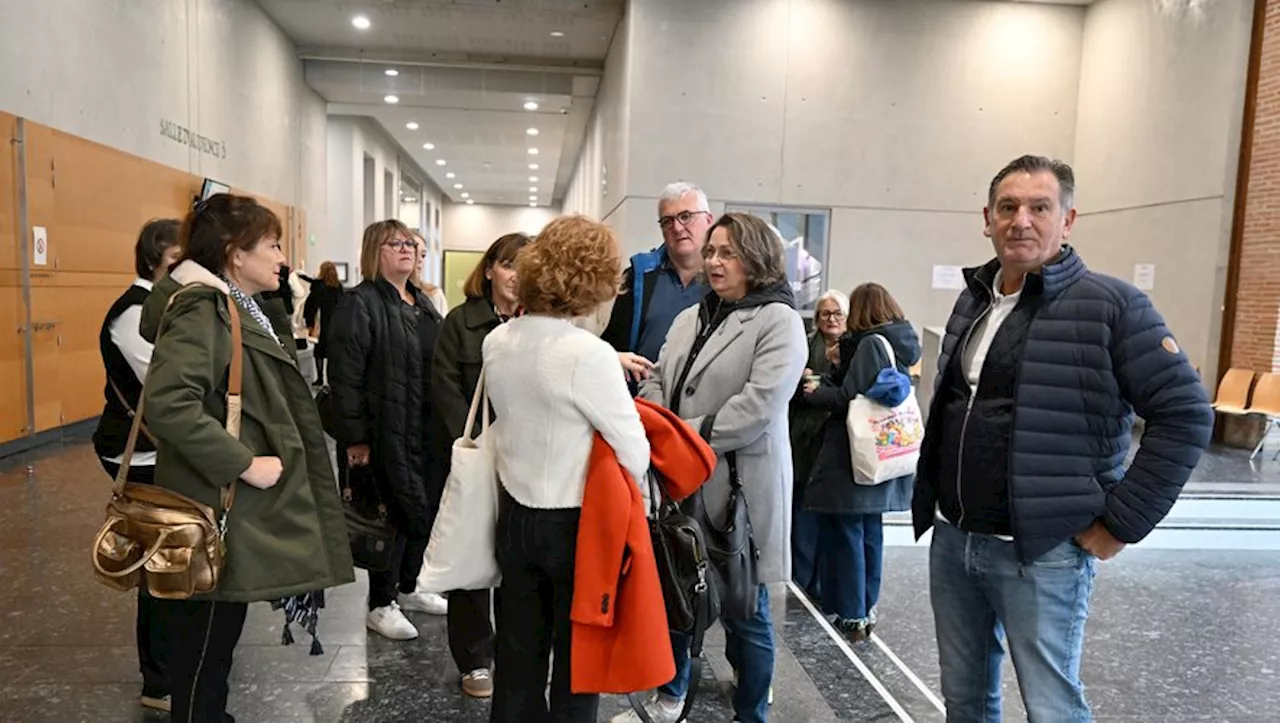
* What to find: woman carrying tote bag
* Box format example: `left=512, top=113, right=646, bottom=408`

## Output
left=799, top=283, right=921, bottom=642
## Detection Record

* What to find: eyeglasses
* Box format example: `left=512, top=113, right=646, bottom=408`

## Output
left=383, top=239, right=418, bottom=252
left=658, top=210, right=709, bottom=230
left=817, top=310, right=845, bottom=321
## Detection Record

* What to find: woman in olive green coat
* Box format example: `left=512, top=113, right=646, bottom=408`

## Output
left=140, top=194, right=353, bottom=723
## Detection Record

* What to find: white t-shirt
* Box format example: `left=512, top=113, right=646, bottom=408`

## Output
left=962, top=273, right=1024, bottom=398
left=483, top=315, right=650, bottom=509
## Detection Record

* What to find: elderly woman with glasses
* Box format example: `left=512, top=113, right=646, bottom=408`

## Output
left=328, top=220, right=450, bottom=641
left=788, top=289, right=849, bottom=602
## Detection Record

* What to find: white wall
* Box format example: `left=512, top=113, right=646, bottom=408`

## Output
left=600, top=0, right=1084, bottom=325
left=1072, top=0, right=1253, bottom=376
left=0, top=0, right=325, bottom=224
left=323, top=116, right=439, bottom=279
left=441, top=204, right=558, bottom=251
left=563, top=8, right=634, bottom=227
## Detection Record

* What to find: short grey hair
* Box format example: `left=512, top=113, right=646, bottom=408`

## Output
left=657, top=182, right=710, bottom=214
left=987, top=155, right=1075, bottom=211
left=815, top=289, right=849, bottom=317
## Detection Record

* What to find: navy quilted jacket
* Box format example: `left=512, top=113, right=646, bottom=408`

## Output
left=913, top=246, right=1213, bottom=562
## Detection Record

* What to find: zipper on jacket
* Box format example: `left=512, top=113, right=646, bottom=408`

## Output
left=953, top=302, right=993, bottom=530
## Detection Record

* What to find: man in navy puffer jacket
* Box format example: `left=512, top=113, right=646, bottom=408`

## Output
left=915, top=155, right=1213, bottom=722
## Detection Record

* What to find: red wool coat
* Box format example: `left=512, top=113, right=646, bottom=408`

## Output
left=570, top=397, right=716, bottom=694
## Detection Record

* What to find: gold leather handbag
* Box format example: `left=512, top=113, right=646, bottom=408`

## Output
left=92, top=285, right=244, bottom=600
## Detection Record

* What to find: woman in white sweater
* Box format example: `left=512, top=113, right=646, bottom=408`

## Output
left=483, top=215, right=650, bottom=723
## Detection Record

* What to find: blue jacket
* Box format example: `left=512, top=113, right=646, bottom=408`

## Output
left=602, top=247, right=666, bottom=354
left=913, top=246, right=1213, bottom=562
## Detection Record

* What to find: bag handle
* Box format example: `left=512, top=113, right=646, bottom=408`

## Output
left=113, top=284, right=243, bottom=518
left=92, top=521, right=172, bottom=579
left=871, top=333, right=897, bottom=371
left=461, top=365, right=490, bottom=442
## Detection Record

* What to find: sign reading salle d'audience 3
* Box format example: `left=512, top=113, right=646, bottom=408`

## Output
left=159, top=119, right=228, bottom=159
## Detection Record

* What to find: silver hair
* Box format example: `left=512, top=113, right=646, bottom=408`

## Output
left=815, top=289, right=850, bottom=317
left=657, top=182, right=710, bottom=214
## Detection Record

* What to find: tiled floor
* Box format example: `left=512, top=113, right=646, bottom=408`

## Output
left=1, top=440, right=1278, bottom=721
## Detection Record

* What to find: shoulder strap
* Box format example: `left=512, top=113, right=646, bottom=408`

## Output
left=113, top=284, right=243, bottom=516
left=872, top=333, right=897, bottom=370
left=461, top=365, right=489, bottom=442
left=108, top=376, right=156, bottom=446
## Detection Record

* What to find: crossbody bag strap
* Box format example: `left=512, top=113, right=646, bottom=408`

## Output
left=108, top=376, right=156, bottom=446
left=114, top=285, right=244, bottom=517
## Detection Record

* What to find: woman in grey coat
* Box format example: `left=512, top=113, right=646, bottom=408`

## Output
left=632, top=213, right=806, bottom=723
left=800, top=283, right=920, bottom=642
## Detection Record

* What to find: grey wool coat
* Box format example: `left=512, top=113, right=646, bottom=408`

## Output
left=640, top=294, right=807, bottom=584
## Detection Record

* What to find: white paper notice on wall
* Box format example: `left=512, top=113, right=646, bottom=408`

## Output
left=1133, top=263, right=1156, bottom=291
left=32, top=226, right=48, bottom=267
left=931, top=265, right=966, bottom=290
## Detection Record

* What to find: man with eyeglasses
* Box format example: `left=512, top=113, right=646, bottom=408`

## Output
left=603, top=182, right=713, bottom=382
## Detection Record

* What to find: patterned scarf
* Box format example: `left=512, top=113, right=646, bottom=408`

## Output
left=222, top=277, right=281, bottom=346
left=222, top=275, right=327, bottom=655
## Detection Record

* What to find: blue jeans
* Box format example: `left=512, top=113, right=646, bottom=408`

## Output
left=930, top=519, right=1096, bottom=723
left=816, top=513, right=883, bottom=621
left=659, top=584, right=774, bottom=723
left=791, top=508, right=823, bottom=600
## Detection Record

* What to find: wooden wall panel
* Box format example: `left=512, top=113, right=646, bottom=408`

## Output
left=1, top=113, right=18, bottom=271
left=1, top=115, right=299, bottom=443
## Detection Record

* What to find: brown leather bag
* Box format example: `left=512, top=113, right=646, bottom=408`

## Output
left=92, top=285, right=244, bottom=600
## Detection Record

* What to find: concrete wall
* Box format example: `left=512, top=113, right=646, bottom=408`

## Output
left=323, top=116, right=438, bottom=278
left=1073, top=0, right=1254, bottom=377
left=441, top=204, right=558, bottom=251
left=593, top=0, right=1085, bottom=325
left=0, top=0, right=325, bottom=220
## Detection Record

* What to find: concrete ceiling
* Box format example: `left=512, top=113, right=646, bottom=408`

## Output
left=257, top=0, right=626, bottom=207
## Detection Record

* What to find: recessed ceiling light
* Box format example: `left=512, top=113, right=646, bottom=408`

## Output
left=436, top=159, right=446, bottom=166
left=352, top=15, right=371, bottom=30
left=466, top=199, right=475, bottom=205
left=461, top=192, right=470, bottom=199
left=524, top=101, right=539, bottom=111
left=423, top=143, right=435, bottom=151
left=550, top=31, right=565, bottom=37
left=529, top=202, right=538, bottom=207
left=526, top=128, right=539, bottom=136
left=529, top=163, right=539, bottom=170
left=453, top=183, right=463, bottom=189
left=384, top=95, right=399, bottom=104
left=385, top=69, right=399, bottom=77
left=529, top=186, right=538, bottom=192
left=529, top=195, right=538, bottom=201
left=406, top=122, right=419, bottom=130
left=527, top=148, right=539, bottom=155
left=529, top=176, right=538, bottom=182
left=445, top=172, right=456, bottom=179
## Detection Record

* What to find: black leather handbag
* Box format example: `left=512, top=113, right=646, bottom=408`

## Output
left=341, top=466, right=397, bottom=572
left=690, top=451, right=760, bottom=620
left=629, top=471, right=719, bottom=723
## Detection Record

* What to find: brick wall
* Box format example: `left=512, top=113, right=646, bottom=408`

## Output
left=1232, top=0, right=1280, bottom=374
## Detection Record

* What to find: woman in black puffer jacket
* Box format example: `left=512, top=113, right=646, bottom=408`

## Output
left=328, top=219, right=449, bottom=641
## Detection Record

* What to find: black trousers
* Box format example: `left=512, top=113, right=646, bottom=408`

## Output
left=100, top=459, right=170, bottom=696
left=490, top=493, right=596, bottom=723
left=449, top=588, right=496, bottom=673
left=368, top=530, right=431, bottom=610
left=161, top=598, right=248, bottom=723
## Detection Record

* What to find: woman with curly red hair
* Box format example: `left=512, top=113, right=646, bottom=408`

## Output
left=483, top=215, right=650, bottom=723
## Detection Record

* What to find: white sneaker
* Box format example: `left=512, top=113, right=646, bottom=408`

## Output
left=730, top=671, right=774, bottom=705
left=398, top=590, right=448, bottom=615
left=610, top=693, right=683, bottom=723
left=367, top=602, right=419, bottom=640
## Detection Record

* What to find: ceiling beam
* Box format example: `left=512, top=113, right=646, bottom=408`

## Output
left=297, top=47, right=604, bottom=76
